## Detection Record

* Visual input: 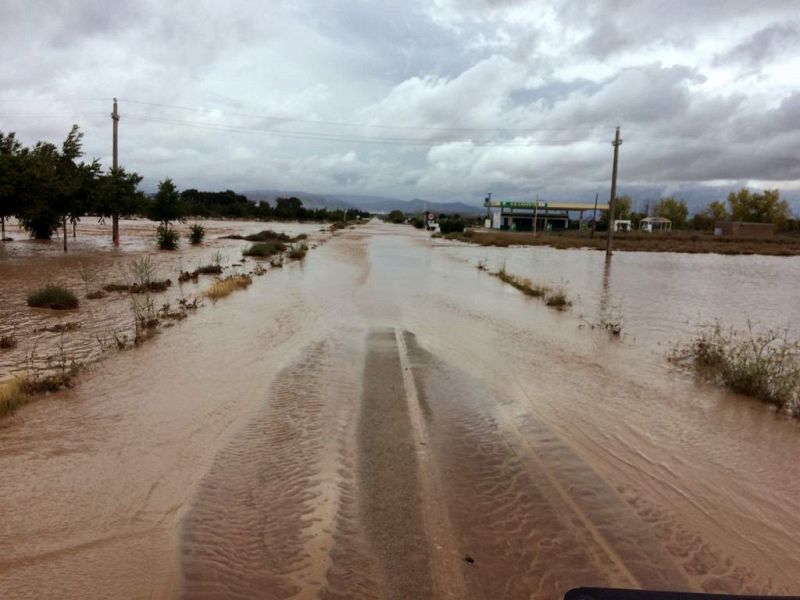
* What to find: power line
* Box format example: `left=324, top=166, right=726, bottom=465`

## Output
left=119, top=97, right=602, bottom=135
left=123, top=112, right=590, bottom=147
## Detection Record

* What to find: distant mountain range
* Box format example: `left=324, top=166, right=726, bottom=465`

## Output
left=241, top=189, right=485, bottom=215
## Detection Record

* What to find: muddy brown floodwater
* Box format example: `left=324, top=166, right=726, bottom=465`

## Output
left=2, top=221, right=800, bottom=599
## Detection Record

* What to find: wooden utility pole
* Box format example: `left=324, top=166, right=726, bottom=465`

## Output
left=590, top=192, right=599, bottom=239
left=112, top=98, right=120, bottom=247
left=606, top=126, right=622, bottom=256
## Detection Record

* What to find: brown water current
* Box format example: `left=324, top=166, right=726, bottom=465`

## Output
left=1, top=221, right=800, bottom=599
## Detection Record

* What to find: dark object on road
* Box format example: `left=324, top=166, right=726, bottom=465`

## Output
left=464, top=555, right=474, bottom=564
left=566, top=588, right=800, bottom=600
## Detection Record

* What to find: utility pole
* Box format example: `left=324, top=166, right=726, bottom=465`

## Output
left=112, top=98, right=120, bottom=247
left=590, top=192, right=599, bottom=239
left=606, top=126, right=622, bottom=256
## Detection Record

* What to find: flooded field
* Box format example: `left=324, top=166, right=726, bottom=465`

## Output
left=1, top=221, right=799, bottom=599
left=0, top=217, right=324, bottom=376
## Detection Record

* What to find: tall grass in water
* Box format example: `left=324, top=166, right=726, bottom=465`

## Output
left=672, top=322, right=800, bottom=416
left=243, top=241, right=286, bottom=258
left=494, top=266, right=549, bottom=298
left=204, top=274, right=253, bottom=300
left=27, top=285, right=79, bottom=309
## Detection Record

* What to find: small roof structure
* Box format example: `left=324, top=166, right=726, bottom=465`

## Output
left=640, top=217, right=671, bottom=231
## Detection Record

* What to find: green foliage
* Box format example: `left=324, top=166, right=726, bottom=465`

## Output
left=439, top=217, right=465, bottom=234
left=93, top=166, right=144, bottom=221
left=654, top=196, right=689, bottom=229
left=412, top=216, right=425, bottom=229
left=149, top=178, right=184, bottom=225
left=27, top=285, right=79, bottom=309
left=156, top=224, right=180, bottom=250
left=387, top=210, right=405, bottom=224
left=189, top=223, right=205, bottom=245
left=614, top=195, right=632, bottom=220
left=727, top=188, right=791, bottom=227
left=672, top=322, right=800, bottom=416
left=243, top=241, right=286, bottom=257
left=692, top=200, right=730, bottom=230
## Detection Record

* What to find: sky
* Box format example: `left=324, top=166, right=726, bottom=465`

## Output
left=2, top=0, right=800, bottom=208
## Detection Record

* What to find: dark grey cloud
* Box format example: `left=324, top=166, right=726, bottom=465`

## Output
left=1, top=0, right=799, bottom=210
left=715, top=22, right=800, bottom=69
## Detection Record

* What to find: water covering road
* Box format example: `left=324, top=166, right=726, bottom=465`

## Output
left=2, top=221, right=799, bottom=599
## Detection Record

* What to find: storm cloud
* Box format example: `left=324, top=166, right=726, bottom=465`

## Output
left=1, top=0, right=799, bottom=208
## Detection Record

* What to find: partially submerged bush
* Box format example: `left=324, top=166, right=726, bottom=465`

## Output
left=288, top=243, right=308, bottom=261
left=0, top=334, right=18, bottom=349
left=223, top=229, right=293, bottom=242
left=157, top=224, right=180, bottom=250
left=672, top=322, right=800, bottom=415
left=196, top=264, right=223, bottom=274
left=189, top=223, right=206, bottom=245
left=204, top=274, right=253, bottom=300
left=27, top=285, right=79, bottom=310
left=545, top=289, right=571, bottom=309
left=495, top=269, right=548, bottom=298
left=243, top=241, right=286, bottom=258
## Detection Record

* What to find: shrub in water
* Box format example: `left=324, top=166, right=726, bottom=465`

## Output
left=288, top=243, right=308, bottom=261
left=672, top=322, right=800, bottom=415
left=189, top=223, right=206, bottom=245
left=27, top=285, right=79, bottom=310
left=243, top=241, right=286, bottom=258
left=157, top=224, right=180, bottom=250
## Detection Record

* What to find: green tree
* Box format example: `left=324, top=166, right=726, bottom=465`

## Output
left=93, top=167, right=144, bottom=226
left=614, top=195, right=632, bottom=220
left=654, top=196, right=689, bottom=229
left=0, top=131, right=24, bottom=241
left=727, top=188, right=791, bottom=227
left=275, top=197, right=305, bottom=220
left=387, top=209, right=405, bottom=224
left=148, top=178, right=184, bottom=225
left=691, top=200, right=729, bottom=230
left=16, top=140, right=62, bottom=239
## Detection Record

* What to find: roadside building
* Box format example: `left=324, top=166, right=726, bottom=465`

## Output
left=483, top=198, right=609, bottom=231
left=714, top=221, right=775, bottom=238
left=640, top=217, right=672, bottom=232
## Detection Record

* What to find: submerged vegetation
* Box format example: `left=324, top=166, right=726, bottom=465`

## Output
left=243, top=241, right=287, bottom=258
left=288, top=243, right=308, bottom=261
left=27, top=285, right=79, bottom=310
left=204, top=274, right=253, bottom=300
left=672, top=322, right=800, bottom=416
left=487, top=265, right=572, bottom=310
left=189, top=223, right=206, bottom=245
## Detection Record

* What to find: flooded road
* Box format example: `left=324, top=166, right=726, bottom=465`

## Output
left=2, top=221, right=800, bottom=599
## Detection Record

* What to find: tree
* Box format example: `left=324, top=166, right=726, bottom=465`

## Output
left=727, top=188, right=791, bottom=227
left=654, top=196, right=689, bottom=229
left=94, top=166, right=144, bottom=226
left=691, top=200, right=729, bottom=230
left=16, top=140, right=62, bottom=239
left=387, top=210, right=405, bottom=224
left=614, top=195, right=632, bottom=220
left=0, top=131, right=24, bottom=241
left=275, top=197, right=305, bottom=220
left=148, top=178, right=184, bottom=225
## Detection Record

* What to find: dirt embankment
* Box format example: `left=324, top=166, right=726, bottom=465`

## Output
left=442, top=229, right=800, bottom=255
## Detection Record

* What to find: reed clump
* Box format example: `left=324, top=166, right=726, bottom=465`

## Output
left=204, top=274, right=253, bottom=300
left=27, top=285, right=79, bottom=309
left=671, top=322, right=800, bottom=416
left=243, top=241, right=286, bottom=258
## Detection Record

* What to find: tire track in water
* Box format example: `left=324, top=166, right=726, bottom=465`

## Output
left=180, top=335, right=369, bottom=599
left=402, top=332, right=694, bottom=598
